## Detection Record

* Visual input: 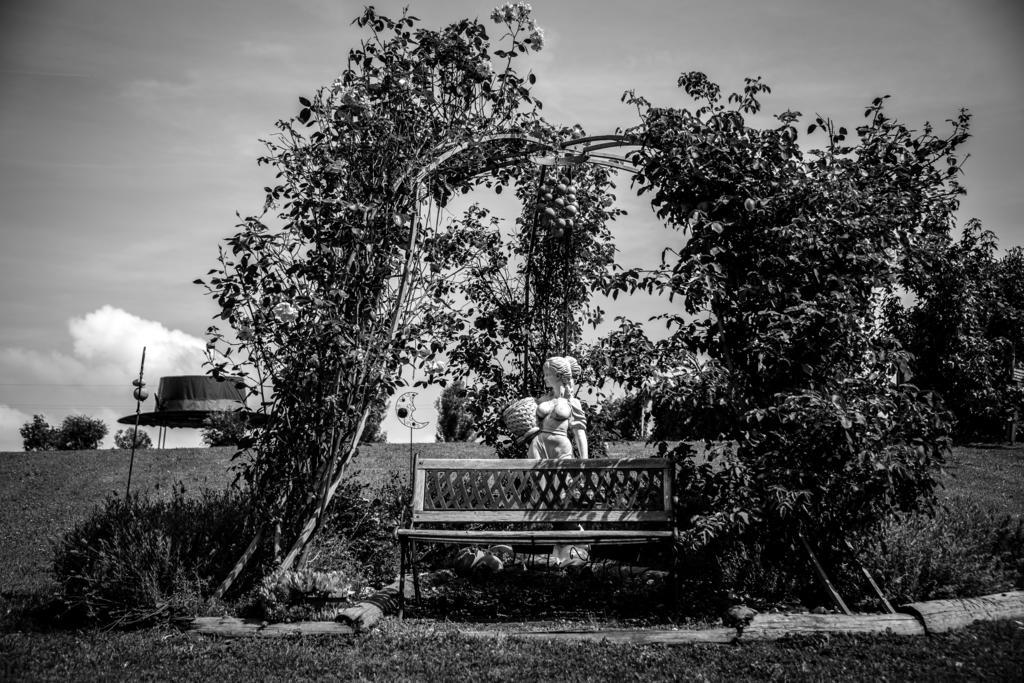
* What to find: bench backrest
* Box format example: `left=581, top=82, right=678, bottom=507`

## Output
left=411, top=458, right=673, bottom=525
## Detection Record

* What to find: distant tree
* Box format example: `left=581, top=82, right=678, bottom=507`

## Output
left=56, top=415, right=108, bottom=450
left=201, top=411, right=249, bottom=447
left=20, top=414, right=58, bottom=452
left=887, top=222, right=1024, bottom=441
left=435, top=381, right=476, bottom=442
left=114, top=428, right=153, bottom=450
left=596, top=393, right=644, bottom=441
left=360, top=400, right=388, bottom=444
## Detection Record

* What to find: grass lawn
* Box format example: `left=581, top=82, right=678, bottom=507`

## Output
left=1, top=441, right=1022, bottom=680
left=2, top=619, right=1022, bottom=681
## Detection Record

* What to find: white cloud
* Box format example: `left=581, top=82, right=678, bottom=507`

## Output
left=68, top=305, right=207, bottom=377
left=0, top=306, right=208, bottom=451
left=0, top=404, right=32, bottom=451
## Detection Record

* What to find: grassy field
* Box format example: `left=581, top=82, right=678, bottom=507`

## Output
left=2, top=440, right=1020, bottom=594
left=1, top=442, right=1022, bottom=680
left=2, top=619, right=1021, bottom=681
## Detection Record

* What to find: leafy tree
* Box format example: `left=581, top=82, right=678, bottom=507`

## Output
left=196, top=5, right=974, bottom=603
left=435, top=381, right=476, bottom=441
left=594, top=392, right=645, bottom=441
left=615, top=74, right=965, bottom=582
left=201, top=412, right=249, bottom=447
left=55, top=415, right=108, bottom=450
left=887, top=221, right=1024, bottom=441
left=20, top=414, right=58, bottom=452
left=199, top=6, right=547, bottom=581
left=114, top=428, right=153, bottom=450
left=360, top=400, right=387, bottom=444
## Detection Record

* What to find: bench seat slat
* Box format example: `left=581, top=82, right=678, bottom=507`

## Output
left=413, top=510, right=671, bottom=523
left=398, top=529, right=674, bottom=544
left=415, top=458, right=669, bottom=471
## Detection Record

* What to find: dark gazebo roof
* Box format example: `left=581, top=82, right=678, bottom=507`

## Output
left=117, top=375, right=258, bottom=428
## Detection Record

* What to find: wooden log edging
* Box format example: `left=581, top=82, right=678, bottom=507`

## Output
left=460, top=613, right=924, bottom=646
left=742, top=612, right=925, bottom=639
left=458, top=591, right=1024, bottom=645
left=188, top=586, right=1024, bottom=641
left=189, top=616, right=356, bottom=637
left=460, top=627, right=738, bottom=645
left=187, top=570, right=443, bottom=637
left=900, top=591, right=1024, bottom=634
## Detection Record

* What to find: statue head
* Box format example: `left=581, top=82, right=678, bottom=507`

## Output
left=542, top=356, right=581, bottom=391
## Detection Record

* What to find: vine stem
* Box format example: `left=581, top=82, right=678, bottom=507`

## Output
left=276, top=186, right=424, bottom=573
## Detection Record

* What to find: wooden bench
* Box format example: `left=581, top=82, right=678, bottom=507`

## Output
left=397, top=457, right=678, bottom=616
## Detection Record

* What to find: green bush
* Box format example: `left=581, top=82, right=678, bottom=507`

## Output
left=55, top=414, right=108, bottom=450
left=307, top=472, right=408, bottom=589
left=853, top=497, right=1024, bottom=606
left=114, top=428, right=153, bottom=449
left=20, top=414, right=58, bottom=451
left=671, top=496, right=1024, bottom=612
left=53, top=485, right=257, bottom=626
left=201, top=411, right=249, bottom=447
left=20, top=413, right=109, bottom=451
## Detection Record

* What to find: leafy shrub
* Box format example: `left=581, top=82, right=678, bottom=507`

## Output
left=671, top=496, right=1024, bottom=612
left=201, top=411, right=249, bottom=447
left=114, top=428, right=153, bottom=450
left=887, top=225, right=1024, bottom=442
left=20, top=414, right=58, bottom=451
left=253, top=568, right=359, bottom=623
left=852, top=497, right=1024, bottom=606
left=435, top=381, right=476, bottom=442
left=306, top=472, right=409, bottom=589
left=20, top=414, right=109, bottom=451
left=57, top=414, right=109, bottom=450
left=53, top=485, right=257, bottom=626
left=360, top=399, right=388, bottom=444
left=594, top=392, right=646, bottom=441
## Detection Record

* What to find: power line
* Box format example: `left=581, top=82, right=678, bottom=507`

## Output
left=1, top=404, right=131, bottom=408
left=0, top=383, right=126, bottom=387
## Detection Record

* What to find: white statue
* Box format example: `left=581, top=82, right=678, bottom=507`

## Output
left=502, top=356, right=588, bottom=459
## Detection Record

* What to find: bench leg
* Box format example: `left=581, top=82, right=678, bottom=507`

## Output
left=411, top=540, right=422, bottom=602
left=668, top=539, right=679, bottom=608
left=398, top=537, right=407, bottom=619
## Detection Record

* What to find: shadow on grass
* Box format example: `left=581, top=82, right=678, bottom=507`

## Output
left=0, top=588, right=76, bottom=633
left=402, top=563, right=724, bottom=627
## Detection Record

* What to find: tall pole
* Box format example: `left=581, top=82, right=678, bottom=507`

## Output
left=126, top=347, right=147, bottom=498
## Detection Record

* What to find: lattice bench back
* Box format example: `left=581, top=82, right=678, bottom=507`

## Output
left=411, top=458, right=673, bottom=525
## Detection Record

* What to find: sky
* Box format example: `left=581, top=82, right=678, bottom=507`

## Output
left=0, top=0, right=1021, bottom=450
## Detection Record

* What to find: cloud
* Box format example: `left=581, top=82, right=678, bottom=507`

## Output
left=0, top=404, right=32, bottom=451
left=68, top=305, right=207, bottom=376
left=0, top=306, right=208, bottom=450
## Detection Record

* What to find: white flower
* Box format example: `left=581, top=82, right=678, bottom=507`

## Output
left=491, top=3, right=530, bottom=23
left=426, top=359, right=447, bottom=374
left=475, top=61, right=493, bottom=79
left=528, top=26, right=544, bottom=51
left=337, top=85, right=372, bottom=114
left=272, top=302, right=299, bottom=324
